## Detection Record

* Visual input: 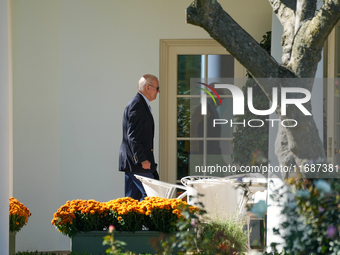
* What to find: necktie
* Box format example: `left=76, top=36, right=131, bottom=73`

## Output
left=149, top=105, right=152, bottom=113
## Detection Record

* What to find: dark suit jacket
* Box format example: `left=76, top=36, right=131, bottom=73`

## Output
left=119, top=93, right=157, bottom=174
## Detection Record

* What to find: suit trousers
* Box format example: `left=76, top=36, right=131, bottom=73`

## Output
left=125, top=172, right=154, bottom=201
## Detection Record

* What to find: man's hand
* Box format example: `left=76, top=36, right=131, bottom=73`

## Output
left=141, top=160, right=151, bottom=169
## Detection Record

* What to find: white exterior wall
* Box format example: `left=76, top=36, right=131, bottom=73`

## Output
left=11, top=0, right=272, bottom=251
left=0, top=0, right=11, bottom=254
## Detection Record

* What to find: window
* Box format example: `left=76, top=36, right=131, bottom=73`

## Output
left=159, top=40, right=245, bottom=183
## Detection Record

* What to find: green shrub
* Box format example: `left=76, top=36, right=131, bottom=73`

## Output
left=270, top=177, right=340, bottom=254
left=15, top=252, right=80, bottom=255
left=15, top=251, right=152, bottom=255
left=159, top=204, right=248, bottom=254
left=200, top=215, right=249, bottom=253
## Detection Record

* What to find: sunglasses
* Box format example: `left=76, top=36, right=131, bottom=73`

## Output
left=148, top=84, right=160, bottom=91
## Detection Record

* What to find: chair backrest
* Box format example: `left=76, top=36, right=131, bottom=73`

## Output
left=143, top=180, right=175, bottom=198
left=186, top=179, right=243, bottom=220
left=135, top=175, right=187, bottom=199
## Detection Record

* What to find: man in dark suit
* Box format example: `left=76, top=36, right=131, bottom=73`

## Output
left=119, top=74, right=160, bottom=201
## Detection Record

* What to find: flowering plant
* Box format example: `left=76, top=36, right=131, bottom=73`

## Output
left=140, top=197, right=191, bottom=233
left=52, top=197, right=198, bottom=238
left=102, top=225, right=126, bottom=254
left=9, top=197, right=32, bottom=232
left=268, top=176, right=340, bottom=254
left=51, top=199, right=112, bottom=237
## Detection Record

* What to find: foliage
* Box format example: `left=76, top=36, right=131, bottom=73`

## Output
left=232, top=32, right=271, bottom=167
left=9, top=197, right=32, bottom=232
left=260, top=251, right=295, bottom=255
left=103, top=225, right=127, bottom=255
left=200, top=215, right=249, bottom=253
left=270, top=177, right=340, bottom=254
left=15, top=252, right=69, bottom=255
left=159, top=203, right=248, bottom=254
left=51, top=197, right=197, bottom=238
left=15, top=252, right=152, bottom=255
left=258, top=31, right=271, bottom=55
left=15, top=252, right=92, bottom=255
left=51, top=199, right=114, bottom=237
left=107, top=198, right=145, bottom=233
left=139, top=197, right=188, bottom=233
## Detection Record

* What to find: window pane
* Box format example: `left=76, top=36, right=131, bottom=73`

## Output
left=207, top=55, right=234, bottom=79
left=188, top=140, right=204, bottom=177
left=207, top=98, right=234, bottom=138
left=178, top=98, right=201, bottom=137
left=206, top=140, right=234, bottom=177
left=189, top=98, right=205, bottom=138
left=177, top=140, right=203, bottom=180
left=207, top=55, right=235, bottom=95
left=178, top=55, right=202, bottom=95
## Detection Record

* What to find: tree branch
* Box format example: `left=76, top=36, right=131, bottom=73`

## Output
left=288, top=0, right=340, bottom=77
left=294, top=0, right=317, bottom=32
left=307, top=0, right=340, bottom=48
left=268, top=0, right=296, bottom=65
left=186, top=0, right=295, bottom=81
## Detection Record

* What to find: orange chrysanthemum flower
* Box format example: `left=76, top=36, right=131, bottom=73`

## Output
left=52, top=196, right=198, bottom=237
left=9, top=197, right=31, bottom=232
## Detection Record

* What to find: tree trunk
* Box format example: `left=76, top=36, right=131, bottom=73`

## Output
left=186, top=0, right=340, bottom=175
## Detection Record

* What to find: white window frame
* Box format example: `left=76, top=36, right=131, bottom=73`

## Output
left=159, top=39, right=246, bottom=183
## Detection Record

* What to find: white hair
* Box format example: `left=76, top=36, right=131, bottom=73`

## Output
left=138, top=74, right=158, bottom=92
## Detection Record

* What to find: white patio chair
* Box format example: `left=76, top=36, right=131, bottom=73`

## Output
left=181, top=173, right=267, bottom=215
left=181, top=177, right=244, bottom=219
left=135, top=175, right=187, bottom=200
left=181, top=174, right=267, bottom=250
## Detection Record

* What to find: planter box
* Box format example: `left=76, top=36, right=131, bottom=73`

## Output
left=71, top=231, right=164, bottom=254
left=9, top=231, right=16, bottom=255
